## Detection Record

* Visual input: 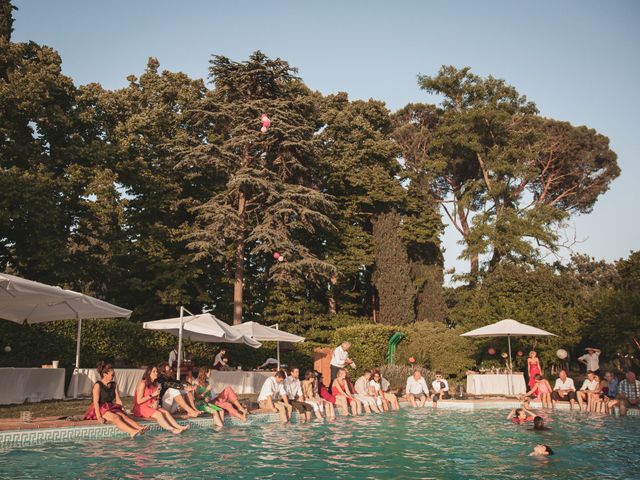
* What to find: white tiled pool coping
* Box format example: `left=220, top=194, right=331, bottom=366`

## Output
left=1, top=399, right=637, bottom=448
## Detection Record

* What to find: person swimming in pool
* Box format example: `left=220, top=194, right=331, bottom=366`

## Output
left=507, top=406, right=536, bottom=424
left=529, top=444, right=554, bottom=456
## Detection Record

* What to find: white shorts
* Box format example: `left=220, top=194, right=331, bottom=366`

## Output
left=162, top=388, right=185, bottom=413
left=304, top=400, right=324, bottom=413
left=354, top=394, right=377, bottom=408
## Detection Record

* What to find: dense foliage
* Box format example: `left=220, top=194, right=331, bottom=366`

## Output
left=0, top=3, right=634, bottom=375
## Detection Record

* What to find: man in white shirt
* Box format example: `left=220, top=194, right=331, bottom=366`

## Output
left=431, top=371, right=450, bottom=407
left=284, top=367, right=313, bottom=422
left=168, top=344, right=182, bottom=370
left=576, top=370, right=598, bottom=412
left=406, top=370, right=430, bottom=407
left=258, top=370, right=292, bottom=423
left=551, top=369, right=577, bottom=410
left=578, top=347, right=601, bottom=375
left=353, top=370, right=381, bottom=413
left=213, top=349, right=228, bottom=370
left=330, top=342, right=355, bottom=390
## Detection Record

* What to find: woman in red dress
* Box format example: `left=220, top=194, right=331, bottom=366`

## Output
left=84, top=361, right=148, bottom=438
left=331, top=368, right=362, bottom=416
left=527, top=351, right=542, bottom=389
left=133, top=365, right=189, bottom=434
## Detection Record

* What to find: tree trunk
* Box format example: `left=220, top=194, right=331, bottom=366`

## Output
left=457, top=205, right=479, bottom=277
left=233, top=145, right=249, bottom=325
left=233, top=191, right=245, bottom=325
left=327, top=274, right=337, bottom=315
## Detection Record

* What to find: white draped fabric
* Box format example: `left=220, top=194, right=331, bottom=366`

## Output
left=466, top=373, right=526, bottom=396
left=209, top=370, right=273, bottom=395
left=0, top=368, right=65, bottom=405
left=67, top=368, right=145, bottom=398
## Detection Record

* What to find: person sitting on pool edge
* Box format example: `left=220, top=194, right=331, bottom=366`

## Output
left=354, top=370, right=382, bottom=413
left=258, top=370, right=293, bottom=423
left=405, top=369, right=430, bottom=408
left=206, top=368, right=249, bottom=422
left=84, top=361, right=148, bottom=438
left=133, top=365, right=190, bottom=433
left=529, top=444, right=554, bottom=456
left=284, top=367, right=314, bottom=422
left=157, top=362, right=202, bottom=418
left=431, top=371, right=450, bottom=407
left=507, top=406, right=536, bottom=423
left=375, top=368, right=400, bottom=410
left=616, top=369, right=640, bottom=416
left=551, top=370, right=577, bottom=410
left=332, top=368, right=363, bottom=416
left=576, top=370, right=599, bottom=412
left=193, top=367, right=226, bottom=427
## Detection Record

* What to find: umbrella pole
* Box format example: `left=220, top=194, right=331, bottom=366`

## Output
left=73, top=315, right=82, bottom=399
left=177, top=306, right=184, bottom=381
left=507, top=335, right=513, bottom=396
left=276, top=324, right=280, bottom=371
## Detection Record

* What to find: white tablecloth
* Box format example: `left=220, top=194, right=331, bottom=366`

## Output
left=0, top=368, right=65, bottom=405
left=466, top=373, right=526, bottom=396
left=209, top=371, right=273, bottom=395
left=67, top=368, right=145, bottom=398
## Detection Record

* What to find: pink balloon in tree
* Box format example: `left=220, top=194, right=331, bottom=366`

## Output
left=273, top=252, right=281, bottom=260
left=260, top=114, right=271, bottom=133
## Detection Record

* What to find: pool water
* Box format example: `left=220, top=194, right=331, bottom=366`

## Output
left=0, top=409, right=637, bottom=479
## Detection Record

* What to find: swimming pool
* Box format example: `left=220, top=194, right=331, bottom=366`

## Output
left=0, top=409, right=637, bottom=479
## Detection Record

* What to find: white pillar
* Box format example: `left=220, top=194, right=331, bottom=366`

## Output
left=177, top=306, right=184, bottom=380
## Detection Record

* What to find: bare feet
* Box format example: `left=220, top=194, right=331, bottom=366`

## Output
left=180, top=424, right=190, bottom=432
left=172, top=428, right=183, bottom=434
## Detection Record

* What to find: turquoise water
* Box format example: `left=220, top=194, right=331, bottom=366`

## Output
left=0, top=409, right=637, bottom=479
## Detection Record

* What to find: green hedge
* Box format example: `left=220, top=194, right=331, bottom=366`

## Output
left=332, top=323, right=399, bottom=377
left=0, top=319, right=325, bottom=373
left=395, top=322, right=475, bottom=380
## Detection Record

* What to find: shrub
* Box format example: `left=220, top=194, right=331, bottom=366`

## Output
left=395, top=322, right=475, bottom=380
left=332, top=323, right=399, bottom=377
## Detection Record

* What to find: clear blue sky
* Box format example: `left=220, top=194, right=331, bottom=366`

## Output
left=12, top=0, right=640, bottom=278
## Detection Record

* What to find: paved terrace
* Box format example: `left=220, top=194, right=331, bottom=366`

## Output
left=1, top=398, right=637, bottom=448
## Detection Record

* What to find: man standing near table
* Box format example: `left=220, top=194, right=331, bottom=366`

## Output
left=578, top=347, right=601, bottom=376
left=551, top=369, right=577, bottom=410
left=330, top=342, right=355, bottom=391
left=168, top=344, right=182, bottom=370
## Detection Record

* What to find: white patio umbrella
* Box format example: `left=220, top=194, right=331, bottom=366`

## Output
left=143, top=307, right=261, bottom=379
left=0, top=273, right=132, bottom=397
left=231, top=321, right=305, bottom=370
left=461, top=319, right=556, bottom=394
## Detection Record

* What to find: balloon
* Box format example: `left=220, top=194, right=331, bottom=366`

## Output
left=260, top=114, right=271, bottom=130
left=556, top=349, right=568, bottom=360
left=487, top=347, right=496, bottom=356
left=501, top=352, right=508, bottom=359
left=261, top=126, right=268, bottom=133
left=408, top=357, right=415, bottom=364
left=3, top=346, right=11, bottom=353
left=277, top=256, right=284, bottom=262
left=517, top=351, right=524, bottom=357
left=273, top=252, right=280, bottom=260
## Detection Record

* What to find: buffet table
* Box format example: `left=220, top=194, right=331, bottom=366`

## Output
left=466, top=373, right=526, bottom=396
left=209, top=370, right=273, bottom=395
left=67, top=368, right=145, bottom=398
left=0, top=367, right=65, bottom=405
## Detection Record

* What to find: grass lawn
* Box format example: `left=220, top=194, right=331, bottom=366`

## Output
left=0, top=394, right=259, bottom=419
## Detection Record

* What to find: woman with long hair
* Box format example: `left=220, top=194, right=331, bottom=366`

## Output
left=194, top=367, right=225, bottom=427
left=84, top=361, right=148, bottom=438
left=524, top=374, right=553, bottom=409
left=331, top=368, right=362, bottom=416
left=133, top=365, right=189, bottom=434
left=527, top=351, right=542, bottom=389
